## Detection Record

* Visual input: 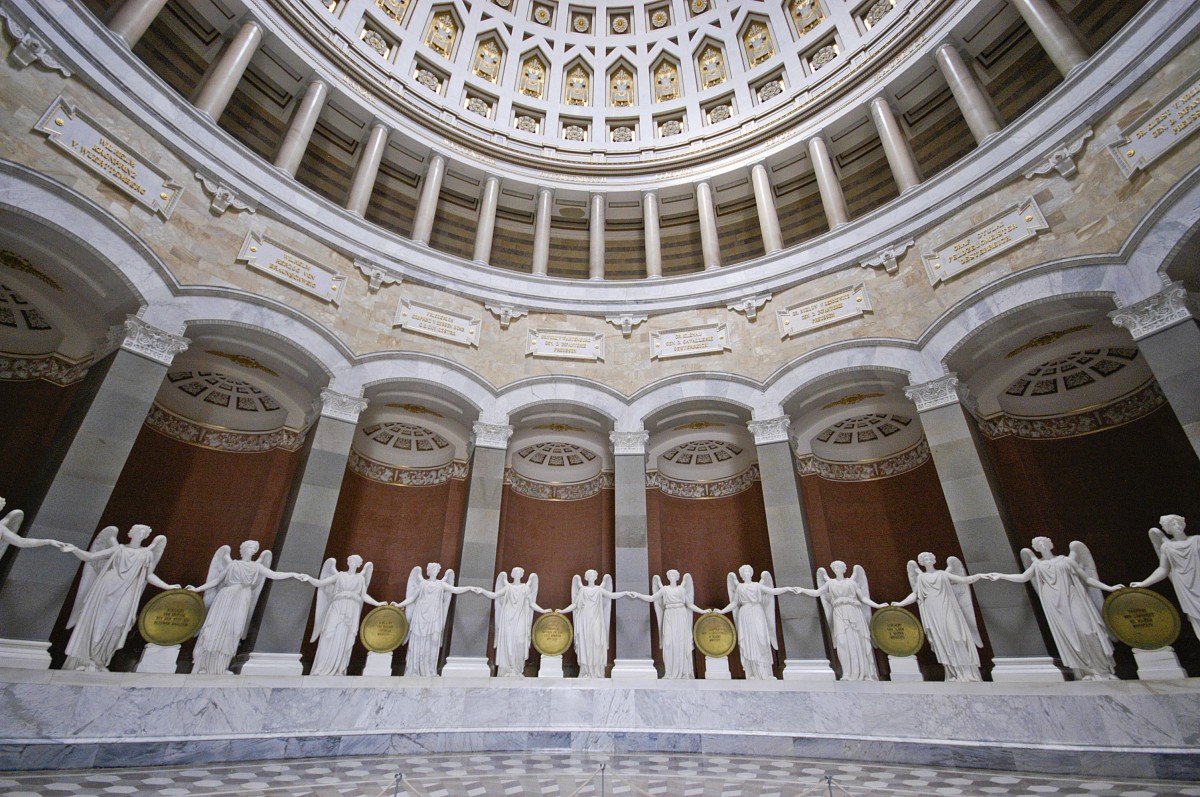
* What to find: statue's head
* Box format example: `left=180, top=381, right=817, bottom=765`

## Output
left=585, top=568, right=598, bottom=583
left=239, top=540, right=260, bottom=559
left=347, top=554, right=363, bottom=571
left=511, top=566, right=525, bottom=581
left=0, top=497, right=5, bottom=512
left=427, top=562, right=442, bottom=576
left=830, top=560, right=847, bottom=577
left=129, top=524, right=152, bottom=544
left=1031, top=536, right=1054, bottom=554
left=917, top=551, right=936, bottom=568
left=738, top=563, right=754, bottom=581
left=1160, top=514, right=1187, bottom=537
left=666, top=568, right=680, bottom=584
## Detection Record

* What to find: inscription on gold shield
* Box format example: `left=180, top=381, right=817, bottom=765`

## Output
left=870, top=606, right=924, bottom=657
left=359, top=605, right=409, bottom=653
left=138, top=589, right=206, bottom=646
left=693, top=613, right=736, bottom=658
left=1103, top=587, right=1180, bottom=650
left=533, top=612, right=573, bottom=656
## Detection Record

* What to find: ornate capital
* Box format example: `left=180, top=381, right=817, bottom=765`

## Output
left=1, top=5, right=72, bottom=77
left=1109, top=282, right=1198, bottom=341
left=319, top=388, right=368, bottom=423
left=610, top=430, right=649, bottom=455
left=105, top=316, right=189, bottom=366
left=904, top=373, right=966, bottom=412
left=472, top=421, right=513, bottom=450
left=858, top=238, right=914, bottom=275
left=747, top=416, right=790, bottom=445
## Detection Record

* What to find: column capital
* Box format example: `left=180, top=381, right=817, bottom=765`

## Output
left=103, top=315, right=190, bottom=366
left=537, top=186, right=554, bottom=199
left=1109, top=281, right=1198, bottom=341
left=905, top=373, right=969, bottom=412
left=472, top=421, right=513, bottom=450
left=610, top=430, right=649, bottom=455
left=318, top=388, right=368, bottom=423
left=748, top=416, right=790, bottom=445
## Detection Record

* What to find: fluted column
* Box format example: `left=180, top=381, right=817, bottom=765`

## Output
left=274, top=79, right=327, bottom=177
left=750, top=163, right=783, bottom=254
left=1009, top=0, right=1089, bottom=77
left=869, top=96, right=923, bottom=194
left=588, top=193, right=606, bottom=280
left=934, top=43, right=1002, bottom=145
left=695, top=180, right=721, bottom=271
left=194, top=20, right=263, bottom=120
left=807, top=134, right=850, bottom=229
left=0, top=317, right=189, bottom=669
left=473, top=175, right=501, bottom=264
left=531, top=187, right=553, bottom=276
left=107, top=0, right=169, bottom=46
left=345, top=122, right=389, bottom=217
left=642, top=191, right=662, bottom=279
left=443, top=421, right=513, bottom=678
left=610, top=431, right=657, bottom=679
left=411, top=153, right=446, bottom=244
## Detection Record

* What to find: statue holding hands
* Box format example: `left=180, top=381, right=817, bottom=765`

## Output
left=712, top=565, right=793, bottom=680
left=560, top=569, right=619, bottom=677
left=1133, top=515, right=1200, bottom=640
left=794, top=561, right=885, bottom=681
left=624, top=569, right=706, bottom=679
left=893, top=552, right=985, bottom=682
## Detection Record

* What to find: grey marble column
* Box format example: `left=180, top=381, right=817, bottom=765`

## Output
left=695, top=181, right=721, bottom=271
left=240, top=389, right=367, bottom=675
left=1111, top=282, right=1200, bottom=459
left=588, top=193, right=606, bottom=281
left=934, top=43, right=1002, bottom=145
left=411, top=153, right=447, bottom=244
left=749, top=418, right=836, bottom=680
left=443, top=421, right=513, bottom=678
left=107, top=0, right=169, bottom=46
left=274, top=79, right=327, bottom=177
left=345, top=123, right=389, bottom=217
left=609, top=431, right=657, bottom=679
left=0, top=317, right=189, bottom=669
left=750, top=163, right=783, bottom=254
left=869, top=96, right=923, bottom=194
left=904, top=375, right=1061, bottom=682
left=807, top=134, right=850, bottom=229
left=642, top=191, right=663, bottom=279
left=531, top=187, right=553, bottom=276
left=1008, top=0, right=1089, bottom=77
left=473, top=175, right=501, bottom=264
left=193, top=20, right=262, bottom=120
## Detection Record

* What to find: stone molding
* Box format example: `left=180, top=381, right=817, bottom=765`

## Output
left=1109, top=281, right=1198, bottom=341
left=647, top=465, right=760, bottom=499
left=355, top=259, right=402, bottom=293
left=194, top=169, right=257, bottom=216
left=0, top=351, right=89, bottom=385
left=145, top=403, right=306, bottom=453
left=975, top=381, right=1166, bottom=440
left=348, top=448, right=468, bottom=485
left=904, top=374, right=964, bottom=412
left=858, top=239, right=914, bottom=274
left=505, top=468, right=614, bottom=501
left=796, top=439, right=930, bottom=481
left=748, top=417, right=790, bottom=445
left=472, top=421, right=513, bottom=450
left=104, top=315, right=190, bottom=367
left=0, top=1, right=71, bottom=77
left=605, top=314, right=647, bottom=337
left=485, top=304, right=528, bottom=330
left=1022, top=128, right=1092, bottom=180
left=610, top=430, right=649, bottom=455
left=319, top=388, right=369, bottom=423
left=726, top=294, right=771, bottom=322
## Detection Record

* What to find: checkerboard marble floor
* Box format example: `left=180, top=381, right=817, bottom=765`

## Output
left=2, top=752, right=1197, bottom=797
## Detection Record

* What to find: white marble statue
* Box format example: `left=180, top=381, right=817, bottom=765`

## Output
left=893, top=552, right=985, bottom=682
left=796, top=561, right=884, bottom=681
left=625, top=570, right=706, bottom=679
left=0, top=498, right=70, bottom=559
left=714, top=564, right=792, bottom=680
left=307, top=555, right=384, bottom=676
left=187, top=541, right=308, bottom=675
left=62, top=525, right=179, bottom=671
left=1133, top=514, right=1200, bottom=640
left=984, top=537, right=1122, bottom=680
left=477, top=567, right=548, bottom=677
left=559, top=569, right=618, bottom=678
left=394, top=563, right=474, bottom=677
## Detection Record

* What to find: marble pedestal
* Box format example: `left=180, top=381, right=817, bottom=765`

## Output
left=538, top=656, right=564, bottom=679
left=887, top=656, right=923, bottom=682
left=239, top=652, right=303, bottom=676
left=704, top=656, right=731, bottom=680
left=609, top=658, right=657, bottom=680
left=781, top=658, right=838, bottom=681
left=440, top=656, right=492, bottom=678
left=0, top=639, right=51, bottom=670
left=1133, top=647, right=1188, bottom=680
left=136, top=645, right=180, bottom=673
left=362, top=652, right=393, bottom=677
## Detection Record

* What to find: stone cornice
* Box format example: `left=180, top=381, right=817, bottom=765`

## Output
left=1109, top=282, right=1198, bottom=341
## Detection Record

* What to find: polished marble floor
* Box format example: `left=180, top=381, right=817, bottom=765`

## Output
left=1, top=752, right=1197, bottom=797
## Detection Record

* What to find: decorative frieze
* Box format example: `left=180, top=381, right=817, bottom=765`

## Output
left=921, top=198, right=1048, bottom=285
left=319, top=388, right=369, bottom=423
left=105, top=316, right=189, bottom=367
left=1109, top=282, right=1198, bottom=340
left=1108, top=75, right=1200, bottom=178
left=904, top=374, right=963, bottom=412
left=505, top=468, right=613, bottom=501
left=472, top=421, right=513, bottom=450
left=527, top=328, right=604, bottom=361
left=238, top=231, right=346, bottom=305
left=647, top=465, right=760, bottom=499
left=394, top=298, right=481, bottom=346
left=795, top=439, right=930, bottom=481
left=145, top=404, right=306, bottom=453
left=0, top=351, right=89, bottom=385
left=976, top=381, right=1166, bottom=440
left=1024, top=128, right=1092, bottom=180
left=777, top=283, right=871, bottom=338
left=35, top=97, right=182, bottom=219
left=610, top=430, right=649, bottom=456
left=748, top=417, right=790, bottom=445
left=348, top=449, right=468, bottom=486
left=651, top=322, right=730, bottom=359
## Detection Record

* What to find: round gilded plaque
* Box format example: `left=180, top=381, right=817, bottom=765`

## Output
left=693, top=612, right=736, bottom=658
left=650, top=9, right=669, bottom=28
left=869, top=606, right=924, bottom=658
left=612, top=16, right=629, bottom=33
left=533, top=6, right=551, bottom=24
left=359, top=605, right=409, bottom=653
left=573, top=15, right=590, bottom=32
left=1103, top=587, right=1180, bottom=650
left=533, top=612, right=574, bottom=656
left=138, top=588, right=206, bottom=646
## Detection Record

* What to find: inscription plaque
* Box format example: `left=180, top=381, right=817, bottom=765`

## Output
left=693, top=613, right=736, bottom=658
left=395, top=299, right=481, bottom=346
left=1103, top=587, right=1181, bottom=650
left=532, top=611, right=574, bottom=656
left=869, top=606, right=924, bottom=657
left=138, top=588, right=206, bottom=646
left=527, top=328, right=605, bottom=361
left=777, top=283, right=871, bottom=338
left=1109, top=74, right=1200, bottom=177
left=237, top=231, right=346, bottom=305
left=651, top=323, right=731, bottom=360
left=921, top=198, right=1048, bottom=285
left=359, top=605, right=409, bottom=653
